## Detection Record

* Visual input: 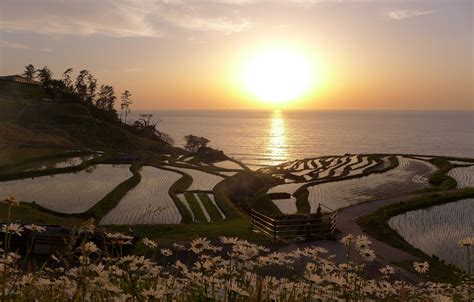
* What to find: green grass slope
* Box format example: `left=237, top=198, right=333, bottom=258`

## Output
left=0, top=80, right=173, bottom=154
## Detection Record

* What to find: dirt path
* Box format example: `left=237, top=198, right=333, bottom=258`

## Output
left=279, top=194, right=427, bottom=282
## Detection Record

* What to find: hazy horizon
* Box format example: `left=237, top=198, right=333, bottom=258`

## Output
left=131, top=107, right=474, bottom=112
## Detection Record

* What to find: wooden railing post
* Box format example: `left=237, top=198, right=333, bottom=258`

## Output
left=250, top=210, right=254, bottom=230
left=250, top=208, right=337, bottom=241
left=273, top=221, right=276, bottom=243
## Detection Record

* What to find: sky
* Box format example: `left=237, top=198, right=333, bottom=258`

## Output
left=0, top=0, right=472, bottom=110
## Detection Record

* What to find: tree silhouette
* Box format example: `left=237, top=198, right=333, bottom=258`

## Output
left=85, top=73, right=97, bottom=105
left=74, top=70, right=97, bottom=105
left=37, top=66, right=53, bottom=88
left=96, top=85, right=116, bottom=111
left=22, top=64, right=36, bottom=81
left=62, top=68, right=74, bottom=93
left=184, top=135, right=210, bottom=152
left=120, top=90, right=133, bottom=123
left=75, top=70, right=89, bottom=102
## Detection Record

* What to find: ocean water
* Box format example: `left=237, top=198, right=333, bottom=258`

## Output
left=131, top=110, right=474, bottom=168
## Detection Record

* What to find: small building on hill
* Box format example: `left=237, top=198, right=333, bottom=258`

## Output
left=0, top=74, right=38, bottom=85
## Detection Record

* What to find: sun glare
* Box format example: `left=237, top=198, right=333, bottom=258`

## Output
left=242, top=48, right=315, bottom=105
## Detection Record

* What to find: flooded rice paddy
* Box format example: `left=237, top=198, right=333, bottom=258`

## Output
left=166, top=166, right=224, bottom=191
left=306, top=157, right=434, bottom=211
left=100, top=166, right=183, bottom=225
left=268, top=156, right=435, bottom=212
left=0, top=165, right=131, bottom=213
left=389, top=198, right=474, bottom=272
left=272, top=197, right=298, bottom=214
left=448, top=166, right=474, bottom=188
left=212, top=160, right=244, bottom=170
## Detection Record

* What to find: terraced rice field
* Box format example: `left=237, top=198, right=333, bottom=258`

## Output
left=268, top=155, right=382, bottom=193
left=272, top=197, right=298, bottom=214
left=268, top=182, right=306, bottom=196
left=166, top=166, right=224, bottom=191
left=0, top=165, right=132, bottom=213
left=347, top=159, right=378, bottom=176
left=207, top=194, right=225, bottom=219
left=267, top=155, right=384, bottom=183
left=349, top=157, right=369, bottom=170
left=23, top=155, right=96, bottom=172
left=178, top=194, right=195, bottom=221
left=410, top=159, right=437, bottom=185
left=185, top=192, right=209, bottom=222
left=388, top=198, right=474, bottom=272
left=177, top=192, right=225, bottom=222
left=332, top=156, right=358, bottom=177
left=212, top=160, right=244, bottom=170
left=100, top=167, right=182, bottom=225
left=449, top=160, right=473, bottom=166
left=306, top=157, right=435, bottom=211
left=412, top=156, right=433, bottom=160
left=218, top=171, right=239, bottom=177
left=448, top=166, right=474, bottom=188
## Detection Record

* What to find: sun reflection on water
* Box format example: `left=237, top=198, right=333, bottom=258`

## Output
left=265, top=110, right=289, bottom=166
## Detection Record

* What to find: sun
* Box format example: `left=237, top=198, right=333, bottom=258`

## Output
left=242, top=47, right=315, bottom=105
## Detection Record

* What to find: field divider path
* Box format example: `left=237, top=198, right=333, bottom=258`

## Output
left=198, top=192, right=225, bottom=221
left=177, top=194, right=195, bottom=222
left=184, top=192, right=208, bottom=223
left=195, top=193, right=211, bottom=222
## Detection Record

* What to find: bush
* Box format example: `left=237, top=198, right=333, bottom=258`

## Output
left=184, top=135, right=210, bottom=152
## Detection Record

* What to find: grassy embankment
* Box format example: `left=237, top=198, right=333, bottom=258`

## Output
left=0, top=202, right=85, bottom=227
left=197, top=192, right=223, bottom=221
left=0, top=151, right=103, bottom=181
left=0, top=80, right=176, bottom=157
left=0, top=147, right=84, bottom=173
left=425, top=158, right=457, bottom=191
left=83, top=163, right=142, bottom=220
left=216, top=170, right=280, bottom=217
left=184, top=192, right=207, bottom=222
left=107, top=217, right=270, bottom=246
left=357, top=189, right=474, bottom=284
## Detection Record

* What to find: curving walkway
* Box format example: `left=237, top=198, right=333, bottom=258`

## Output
left=279, top=193, right=429, bottom=281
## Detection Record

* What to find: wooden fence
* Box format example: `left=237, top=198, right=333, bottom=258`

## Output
left=250, top=205, right=337, bottom=242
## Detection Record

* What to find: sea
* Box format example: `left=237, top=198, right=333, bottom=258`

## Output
left=130, top=110, right=474, bottom=169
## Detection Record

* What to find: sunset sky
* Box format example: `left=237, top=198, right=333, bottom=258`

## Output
left=0, top=0, right=472, bottom=110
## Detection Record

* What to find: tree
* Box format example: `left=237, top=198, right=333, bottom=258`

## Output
left=22, top=64, right=36, bottom=81
left=62, top=68, right=74, bottom=93
left=131, top=114, right=174, bottom=145
left=133, top=114, right=157, bottom=135
left=120, top=90, right=133, bottom=123
left=46, top=79, right=69, bottom=102
left=138, top=114, right=153, bottom=126
left=75, top=70, right=89, bottom=102
left=74, top=70, right=96, bottom=105
left=85, top=73, right=97, bottom=105
left=37, top=66, right=53, bottom=88
left=184, top=135, right=210, bottom=152
left=95, top=85, right=116, bottom=111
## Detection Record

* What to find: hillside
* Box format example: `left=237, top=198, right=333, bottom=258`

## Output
left=0, top=80, right=176, bottom=155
